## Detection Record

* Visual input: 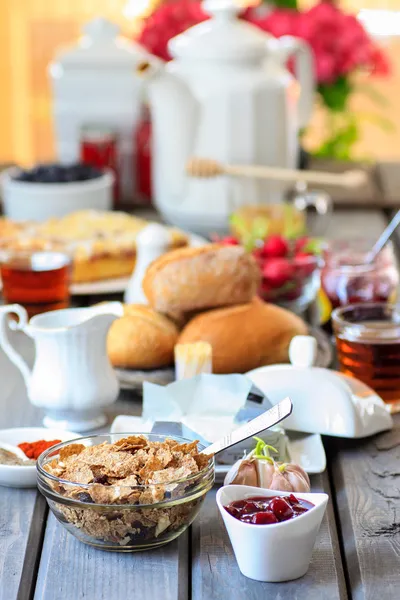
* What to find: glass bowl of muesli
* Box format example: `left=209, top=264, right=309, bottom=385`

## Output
left=36, top=433, right=214, bottom=551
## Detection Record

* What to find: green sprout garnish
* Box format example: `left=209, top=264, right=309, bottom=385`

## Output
left=252, top=437, right=278, bottom=463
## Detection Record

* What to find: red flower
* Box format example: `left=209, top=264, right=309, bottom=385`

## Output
left=138, top=0, right=208, bottom=61
left=137, top=0, right=390, bottom=84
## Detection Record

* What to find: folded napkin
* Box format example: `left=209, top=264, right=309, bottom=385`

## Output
left=110, top=374, right=289, bottom=461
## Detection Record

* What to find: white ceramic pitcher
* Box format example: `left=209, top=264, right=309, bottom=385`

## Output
left=140, top=0, right=315, bottom=235
left=0, top=302, right=124, bottom=431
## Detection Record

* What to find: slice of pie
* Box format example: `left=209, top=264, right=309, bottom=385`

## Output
left=0, top=210, right=188, bottom=283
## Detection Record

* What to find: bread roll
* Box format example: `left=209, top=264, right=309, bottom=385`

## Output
left=107, top=305, right=178, bottom=370
left=142, top=244, right=261, bottom=321
left=177, top=298, right=308, bottom=374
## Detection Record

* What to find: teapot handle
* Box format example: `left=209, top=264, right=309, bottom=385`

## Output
left=0, top=304, right=32, bottom=388
left=277, top=36, right=315, bottom=129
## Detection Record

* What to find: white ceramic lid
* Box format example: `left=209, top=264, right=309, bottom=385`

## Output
left=246, top=336, right=393, bottom=439
left=51, top=18, right=148, bottom=68
left=168, top=0, right=270, bottom=61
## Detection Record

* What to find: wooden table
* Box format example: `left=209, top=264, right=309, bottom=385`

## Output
left=1, top=208, right=399, bottom=600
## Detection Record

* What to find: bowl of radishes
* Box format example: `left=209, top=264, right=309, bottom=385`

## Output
left=220, top=233, right=323, bottom=313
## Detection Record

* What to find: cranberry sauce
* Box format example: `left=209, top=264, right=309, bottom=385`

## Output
left=224, top=495, right=314, bottom=525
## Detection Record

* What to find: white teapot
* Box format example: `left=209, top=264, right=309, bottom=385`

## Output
left=140, top=0, right=314, bottom=236
left=0, top=302, right=124, bottom=432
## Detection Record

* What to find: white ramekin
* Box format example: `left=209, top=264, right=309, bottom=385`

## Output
left=216, top=484, right=328, bottom=582
left=1, top=167, right=114, bottom=221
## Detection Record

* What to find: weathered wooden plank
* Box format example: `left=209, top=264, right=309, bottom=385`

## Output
left=326, top=207, right=400, bottom=599
left=191, top=473, right=347, bottom=600
left=0, top=330, right=47, bottom=600
left=34, top=512, right=189, bottom=600
left=33, top=390, right=185, bottom=600
left=328, top=415, right=400, bottom=600
left=16, top=493, right=48, bottom=600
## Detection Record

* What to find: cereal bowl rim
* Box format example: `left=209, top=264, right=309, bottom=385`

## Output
left=36, top=432, right=215, bottom=502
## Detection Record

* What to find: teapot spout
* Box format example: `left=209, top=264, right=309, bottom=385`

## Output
left=138, top=59, right=199, bottom=201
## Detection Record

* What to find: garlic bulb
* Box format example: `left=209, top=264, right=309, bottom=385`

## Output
left=224, top=438, right=310, bottom=493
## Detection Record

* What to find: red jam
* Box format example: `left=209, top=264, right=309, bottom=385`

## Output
left=224, top=494, right=314, bottom=525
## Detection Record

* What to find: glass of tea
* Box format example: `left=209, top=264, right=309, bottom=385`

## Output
left=0, top=250, right=72, bottom=318
left=332, top=303, right=400, bottom=414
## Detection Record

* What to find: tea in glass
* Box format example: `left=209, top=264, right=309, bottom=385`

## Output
left=332, top=303, right=400, bottom=414
left=0, top=250, right=71, bottom=317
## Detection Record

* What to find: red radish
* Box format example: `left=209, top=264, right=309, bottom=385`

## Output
left=261, top=235, right=289, bottom=258
left=262, top=258, right=294, bottom=288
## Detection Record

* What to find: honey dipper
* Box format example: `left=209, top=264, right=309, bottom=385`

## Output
left=186, top=158, right=367, bottom=189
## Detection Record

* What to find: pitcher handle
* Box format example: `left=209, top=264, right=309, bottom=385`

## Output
left=0, top=304, right=31, bottom=387
left=278, top=36, right=315, bottom=129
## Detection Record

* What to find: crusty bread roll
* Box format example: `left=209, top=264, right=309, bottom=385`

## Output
left=177, top=297, right=308, bottom=374
left=142, top=244, right=261, bottom=321
left=107, top=305, right=178, bottom=370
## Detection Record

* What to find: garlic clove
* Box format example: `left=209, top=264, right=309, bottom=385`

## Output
left=268, top=470, right=294, bottom=492
left=286, top=470, right=310, bottom=493
left=255, top=459, right=275, bottom=489
left=283, top=464, right=311, bottom=492
left=224, top=458, right=259, bottom=487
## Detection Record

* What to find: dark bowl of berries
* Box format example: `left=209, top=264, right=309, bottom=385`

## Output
left=217, top=485, right=328, bottom=582
left=1, top=163, right=114, bottom=221
left=220, top=233, right=323, bottom=314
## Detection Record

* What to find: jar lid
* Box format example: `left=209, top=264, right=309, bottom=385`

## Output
left=168, top=0, right=270, bottom=62
left=51, top=18, right=148, bottom=69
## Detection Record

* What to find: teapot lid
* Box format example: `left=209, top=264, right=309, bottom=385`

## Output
left=168, top=0, right=270, bottom=61
left=51, top=18, right=148, bottom=68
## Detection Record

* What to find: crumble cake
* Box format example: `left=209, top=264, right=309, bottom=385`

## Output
left=0, top=210, right=188, bottom=283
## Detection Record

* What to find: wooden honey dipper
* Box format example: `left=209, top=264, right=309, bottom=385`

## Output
left=186, top=157, right=368, bottom=189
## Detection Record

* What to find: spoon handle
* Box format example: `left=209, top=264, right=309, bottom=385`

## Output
left=366, top=209, right=400, bottom=264
left=201, top=397, right=293, bottom=456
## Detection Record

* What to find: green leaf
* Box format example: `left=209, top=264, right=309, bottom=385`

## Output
left=229, top=213, right=248, bottom=238
left=303, top=238, right=323, bottom=255
left=265, top=0, right=298, bottom=8
left=313, top=116, right=360, bottom=161
left=318, top=77, right=353, bottom=112
left=252, top=217, right=270, bottom=241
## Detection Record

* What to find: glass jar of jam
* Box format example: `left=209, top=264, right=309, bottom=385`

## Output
left=80, top=124, right=119, bottom=207
left=320, top=240, right=399, bottom=327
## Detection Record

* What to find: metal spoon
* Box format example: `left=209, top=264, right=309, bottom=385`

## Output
left=365, top=209, right=400, bottom=264
left=201, top=397, right=293, bottom=456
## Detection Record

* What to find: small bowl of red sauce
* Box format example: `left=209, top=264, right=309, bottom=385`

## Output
left=0, top=427, right=80, bottom=488
left=216, top=485, right=328, bottom=582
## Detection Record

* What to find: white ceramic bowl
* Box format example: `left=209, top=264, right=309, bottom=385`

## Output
left=216, top=485, right=328, bottom=582
left=0, top=427, right=80, bottom=488
left=1, top=167, right=114, bottom=221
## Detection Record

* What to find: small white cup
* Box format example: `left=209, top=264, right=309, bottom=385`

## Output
left=216, top=484, right=328, bottom=582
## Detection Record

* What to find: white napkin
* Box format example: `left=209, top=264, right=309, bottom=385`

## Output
left=112, top=374, right=254, bottom=443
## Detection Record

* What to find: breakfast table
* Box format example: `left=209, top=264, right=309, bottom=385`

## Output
left=0, top=207, right=399, bottom=600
